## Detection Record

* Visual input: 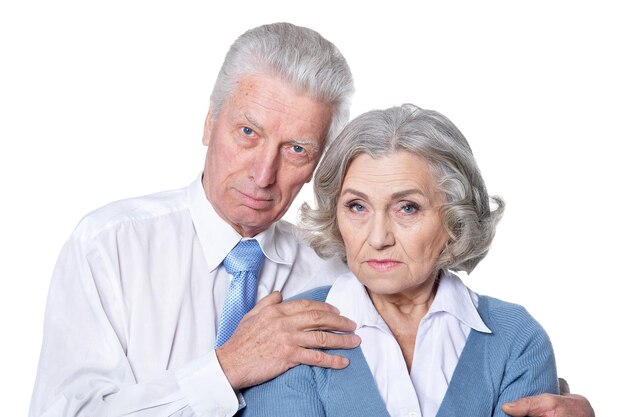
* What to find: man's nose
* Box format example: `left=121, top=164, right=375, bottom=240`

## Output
left=249, top=146, right=279, bottom=188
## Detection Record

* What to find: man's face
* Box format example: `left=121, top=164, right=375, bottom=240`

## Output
left=202, top=74, right=333, bottom=237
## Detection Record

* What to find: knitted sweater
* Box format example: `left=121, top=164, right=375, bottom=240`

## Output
left=239, top=286, right=558, bottom=417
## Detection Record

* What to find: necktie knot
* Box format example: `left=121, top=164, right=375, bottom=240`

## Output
left=223, top=239, right=264, bottom=275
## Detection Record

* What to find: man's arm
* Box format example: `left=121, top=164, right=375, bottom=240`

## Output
left=30, top=236, right=238, bottom=417
left=502, top=379, right=595, bottom=417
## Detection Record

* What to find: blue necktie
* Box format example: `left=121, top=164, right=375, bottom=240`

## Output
left=214, top=239, right=264, bottom=348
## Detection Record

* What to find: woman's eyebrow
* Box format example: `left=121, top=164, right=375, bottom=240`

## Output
left=391, top=188, right=426, bottom=199
left=340, top=188, right=426, bottom=199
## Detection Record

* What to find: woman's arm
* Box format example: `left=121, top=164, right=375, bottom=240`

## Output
left=239, top=364, right=326, bottom=417
left=492, top=304, right=560, bottom=417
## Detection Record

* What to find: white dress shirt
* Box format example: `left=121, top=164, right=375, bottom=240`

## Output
left=29, top=176, right=347, bottom=417
left=326, top=271, right=491, bottom=417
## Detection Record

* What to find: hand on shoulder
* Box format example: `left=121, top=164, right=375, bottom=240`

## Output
left=502, top=379, right=595, bottom=417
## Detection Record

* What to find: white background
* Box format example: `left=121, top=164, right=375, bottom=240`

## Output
left=1, top=1, right=623, bottom=416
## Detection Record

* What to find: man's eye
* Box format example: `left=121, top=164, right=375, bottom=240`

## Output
left=242, top=126, right=254, bottom=136
left=293, top=145, right=304, bottom=153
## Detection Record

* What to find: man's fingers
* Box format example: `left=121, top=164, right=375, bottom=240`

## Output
left=251, top=298, right=357, bottom=333
left=245, top=291, right=283, bottom=318
left=296, top=308, right=357, bottom=332
left=279, top=298, right=341, bottom=315
left=270, top=300, right=356, bottom=333
left=297, top=330, right=361, bottom=350
left=502, top=393, right=595, bottom=417
left=295, top=347, right=350, bottom=369
left=253, top=291, right=283, bottom=310
left=502, top=394, right=557, bottom=416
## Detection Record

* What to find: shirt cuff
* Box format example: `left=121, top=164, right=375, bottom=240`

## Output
left=175, top=350, right=239, bottom=417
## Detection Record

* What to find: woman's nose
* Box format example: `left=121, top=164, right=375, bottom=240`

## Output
left=367, top=214, right=395, bottom=249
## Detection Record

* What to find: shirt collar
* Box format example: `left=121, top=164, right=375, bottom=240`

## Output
left=326, top=272, right=385, bottom=329
left=428, top=271, right=491, bottom=333
left=187, top=174, right=294, bottom=272
left=326, top=270, right=491, bottom=334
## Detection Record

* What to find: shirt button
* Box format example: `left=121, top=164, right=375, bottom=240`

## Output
left=408, top=412, right=419, bottom=417
left=215, top=407, right=226, bottom=417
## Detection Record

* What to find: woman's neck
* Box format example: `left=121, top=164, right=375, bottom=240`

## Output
left=367, top=275, right=439, bottom=370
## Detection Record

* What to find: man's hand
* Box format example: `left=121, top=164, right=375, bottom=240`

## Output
left=502, top=379, right=595, bottom=417
left=215, top=291, right=361, bottom=390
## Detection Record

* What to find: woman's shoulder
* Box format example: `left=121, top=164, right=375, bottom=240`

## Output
left=285, top=285, right=332, bottom=302
left=477, top=295, right=537, bottom=326
left=476, top=295, right=551, bottom=346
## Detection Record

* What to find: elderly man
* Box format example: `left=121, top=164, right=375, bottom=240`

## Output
left=30, top=23, right=593, bottom=417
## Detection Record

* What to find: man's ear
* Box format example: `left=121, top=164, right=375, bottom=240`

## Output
left=202, top=108, right=213, bottom=146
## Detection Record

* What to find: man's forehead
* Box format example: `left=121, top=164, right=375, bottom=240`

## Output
left=224, top=78, right=331, bottom=138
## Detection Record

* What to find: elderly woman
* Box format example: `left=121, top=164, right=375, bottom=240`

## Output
left=240, top=104, right=559, bottom=417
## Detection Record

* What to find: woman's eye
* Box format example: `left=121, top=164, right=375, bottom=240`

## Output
left=401, top=204, right=418, bottom=214
left=349, top=203, right=365, bottom=212
left=241, top=126, right=254, bottom=136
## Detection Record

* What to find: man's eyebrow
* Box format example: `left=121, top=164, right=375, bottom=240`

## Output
left=242, top=113, right=263, bottom=130
left=241, top=112, right=321, bottom=152
left=291, top=139, right=321, bottom=152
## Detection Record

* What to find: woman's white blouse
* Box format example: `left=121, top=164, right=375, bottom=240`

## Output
left=325, top=272, right=491, bottom=417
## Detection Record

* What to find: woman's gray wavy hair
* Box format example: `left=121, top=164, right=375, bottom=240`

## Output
left=209, top=22, right=354, bottom=146
left=300, top=104, right=505, bottom=274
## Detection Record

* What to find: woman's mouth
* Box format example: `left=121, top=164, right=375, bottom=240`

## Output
left=366, top=259, right=401, bottom=272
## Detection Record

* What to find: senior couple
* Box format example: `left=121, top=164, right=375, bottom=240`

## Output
left=30, top=23, right=594, bottom=417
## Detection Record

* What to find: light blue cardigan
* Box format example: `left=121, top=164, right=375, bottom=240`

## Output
left=239, top=286, right=558, bottom=417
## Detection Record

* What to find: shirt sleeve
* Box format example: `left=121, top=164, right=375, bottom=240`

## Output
left=29, top=233, right=240, bottom=417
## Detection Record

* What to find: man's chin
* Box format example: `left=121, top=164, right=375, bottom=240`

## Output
left=229, top=210, right=281, bottom=237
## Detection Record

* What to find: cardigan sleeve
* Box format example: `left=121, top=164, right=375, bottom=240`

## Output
left=489, top=302, right=560, bottom=416
left=238, top=364, right=326, bottom=417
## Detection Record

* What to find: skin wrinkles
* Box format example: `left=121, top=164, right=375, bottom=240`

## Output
left=242, top=81, right=328, bottom=131
left=336, top=151, right=450, bottom=367
left=338, top=152, right=448, bottom=301
left=243, top=113, right=321, bottom=155
left=341, top=188, right=428, bottom=204
left=202, top=74, right=333, bottom=237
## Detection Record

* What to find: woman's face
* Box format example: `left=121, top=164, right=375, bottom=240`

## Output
left=337, top=151, right=449, bottom=297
